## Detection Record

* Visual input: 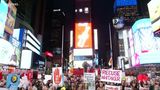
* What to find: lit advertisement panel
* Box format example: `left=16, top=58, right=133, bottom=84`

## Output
left=114, top=0, right=137, bottom=7
left=27, top=30, right=41, bottom=45
left=148, top=0, right=160, bottom=31
left=25, top=30, right=41, bottom=55
left=0, top=0, right=8, bottom=37
left=13, top=28, right=25, bottom=48
left=75, top=23, right=93, bottom=48
left=94, top=29, right=98, bottom=50
left=0, top=38, right=20, bottom=66
left=128, top=29, right=135, bottom=66
left=4, top=0, right=17, bottom=35
left=74, top=60, right=92, bottom=68
left=73, top=48, right=93, bottom=56
left=26, top=42, right=40, bottom=55
left=20, top=50, right=32, bottom=69
left=70, top=30, right=73, bottom=48
left=132, top=18, right=160, bottom=66
left=26, top=35, right=41, bottom=51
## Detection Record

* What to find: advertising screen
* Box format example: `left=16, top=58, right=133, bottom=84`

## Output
left=114, top=0, right=137, bottom=7
left=20, top=50, right=32, bottom=69
left=132, top=18, right=160, bottom=66
left=4, top=0, right=17, bottom=35
left=75, top=23, right=93, bottom=48
left=74, top=60, right=92, bottom=68
left=0, top=38, right=20, bottom=66
left=0, top=0, right=8, bottom=37
left=148, top=0, right=160, bottom=31
left=13, top=28, right=25, bottom=48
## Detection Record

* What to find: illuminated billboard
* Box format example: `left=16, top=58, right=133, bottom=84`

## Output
left=132, top=18, right=160, bottom=66
left=74, top=60, right=92, bottom=68
left=25, top=30, right=41, bottom=55
left=4, top=0, right=17, bottom=35
left=0, top=38, right=20, bottom=66
left=75, top=23, right=93, bottom=48
left=94, top=29, right=98, bottom=50
left=148, top=0, right=160, bottom=31
left=0, top=0, right=8, bottom=37
left=114, top=0, right=137, bottom=7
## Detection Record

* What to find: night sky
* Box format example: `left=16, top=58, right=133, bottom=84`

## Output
left=46, top=0, right=115, bottom=61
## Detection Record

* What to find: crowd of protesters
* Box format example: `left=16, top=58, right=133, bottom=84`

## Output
left=0, top=69, right=160, bottom=90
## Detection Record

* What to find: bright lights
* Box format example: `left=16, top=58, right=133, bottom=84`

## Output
left=79, top=8, right=83, bottom=12
left=75, top=23, right=92, bottom=48
left=45, top=51, right=53, bottom=57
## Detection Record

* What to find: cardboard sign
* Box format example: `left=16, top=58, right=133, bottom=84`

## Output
left=52, top=67, right=63, bottom=86
left=84, top=73, right=95, bottom=90
left=6, top=74, right=20, bottom=90
left=105, top=85, right=121, bottom=90
left=84, top=73, right=95, bottom=83
left=101, top=69, right=122, bottom=83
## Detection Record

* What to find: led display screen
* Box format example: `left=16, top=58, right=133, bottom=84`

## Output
left=132, top=18, right=160, bottom=66
left=148, top=0, right=160, bottom=31
left=4, top=0, right=17, bottom=35
left=0, top=38, right=20, bottom=66
left=114, top=0, right=137, bottom=7
left=75, top=23, right=93, bottom=48
left=74, top=60, right=92, bottom=68
left=20, top=50, right=32, bottom=69
left=0, top=0, right=8, bottom=37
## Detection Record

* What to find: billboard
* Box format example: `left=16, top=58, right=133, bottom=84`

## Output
left=20, top=50, right=32, bottom=69
left=0, top=38, right=20, bottom=66
left=75, top=23, right=93, bottom=48
left=13, top=28, right=25, bottom=48
left=132, top=18, right=160, bottom=66
left=0, top=0, right=8, bottom=37
left=148, top=0, right=160, bottom=32
left=74, top=60, right=92, bottom=68
left=94, top=29, right=98, bottom=50
left=4, top=0, right=17, bottom=35
left=114, top=0, right=137, bottom=7
left=25, top=30, right=41, bottom=55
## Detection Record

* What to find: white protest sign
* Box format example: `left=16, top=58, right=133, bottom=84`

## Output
left=84, top=73, right=95, bottom=83
left=52, top=67, right=63, bottom=87
left=100, top=69, right=122, bottom=83
left=105, top=85, right=121, bottom=90
left=84, top=73, right=95, bottom=90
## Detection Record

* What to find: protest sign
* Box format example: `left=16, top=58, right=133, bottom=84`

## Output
left=84, top=73, right=95, bottom=90
left=6, top=74, right=20, bottom=90
left=52, top=67, right=63, bottom=87
left=101, top=69, right=122, bottom=83
left=105, top=85, right=121, bottom=90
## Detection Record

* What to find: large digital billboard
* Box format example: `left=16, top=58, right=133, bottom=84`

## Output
left=0, top=0, right=8, bottom=37
left=148, top=0, right=160, bottom=32
left=75, top=23, right=93, bottom=48
left=132, top=18, right=160, bottom=66
left=4, top=0, right=17, bottom=35
left=114, top=0, right=137, bottom=7
left=0, top=38, right=20, bottom=66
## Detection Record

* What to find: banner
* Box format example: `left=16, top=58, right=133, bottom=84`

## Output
left=52, top=67, right=63, bottom=87
left=84, top=73, right=95, bottom=90
left=100, top=69, right=122, bottom=83
left=6, top=74, right=20, bottom=90
left=105, top=85, right=121, bottom=90
left=84, top=73, right=95, bottom=83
